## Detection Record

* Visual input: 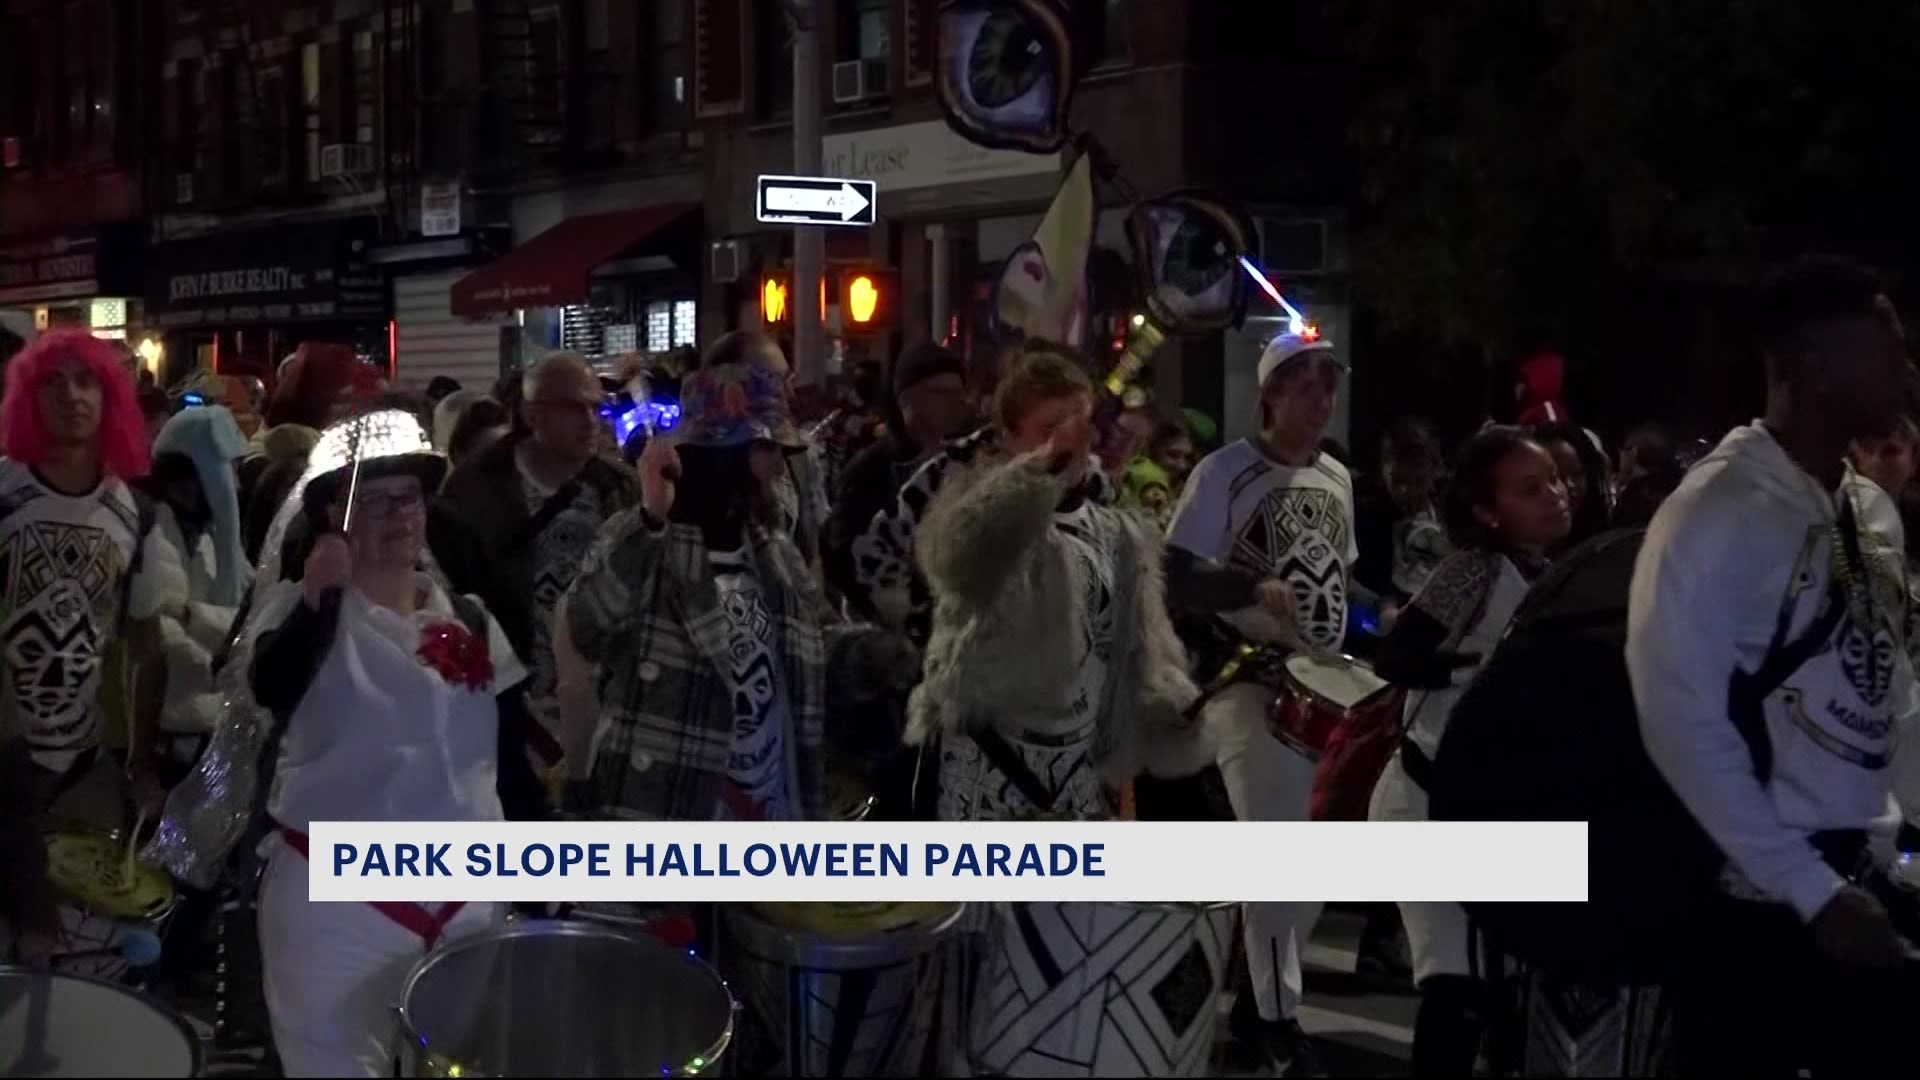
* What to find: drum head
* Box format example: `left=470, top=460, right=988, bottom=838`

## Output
left=1283, top=654, right=1390, bottom=710
left=44, top=833, right=174, bottom=921
left=399, top=921, right=732, bottom=1077
left=748, top=902, right=956, bottom=937
left=0, top=967, right=200, bottom=1077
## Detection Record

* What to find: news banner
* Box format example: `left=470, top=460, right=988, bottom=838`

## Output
left=309, top=822, right=1589, bottom=904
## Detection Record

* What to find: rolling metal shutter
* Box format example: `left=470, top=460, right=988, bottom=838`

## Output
left=391, top=270, right=509, bottom=394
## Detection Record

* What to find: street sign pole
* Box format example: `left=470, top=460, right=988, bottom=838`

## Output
left=791, top=0, right=825, bottom=388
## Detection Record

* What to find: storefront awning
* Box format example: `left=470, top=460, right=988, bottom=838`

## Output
left=449, top=204, right=697, bottom=319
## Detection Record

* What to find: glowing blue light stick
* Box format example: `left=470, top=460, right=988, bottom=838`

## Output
left=1239, top=256, right=1307, bottom=334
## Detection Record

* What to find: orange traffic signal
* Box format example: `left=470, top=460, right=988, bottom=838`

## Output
left=839, top=268, right=898, bottom=331
left=760, top=273, right=828, bottom=325
left=761, top=275, right=789, bottom=323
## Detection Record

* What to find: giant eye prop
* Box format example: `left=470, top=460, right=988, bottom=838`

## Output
left=937, top=1, right=1311, bottom=395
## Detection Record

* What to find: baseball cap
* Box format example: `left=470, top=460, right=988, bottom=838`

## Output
left=1256, top=330, right=1341, bottom=389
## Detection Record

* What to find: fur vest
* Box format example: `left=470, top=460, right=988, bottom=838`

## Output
left=906, top=449, right=1209, bottom=782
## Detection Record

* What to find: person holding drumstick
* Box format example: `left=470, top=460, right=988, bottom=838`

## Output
left=1367, top=427, right=1570, bottom=1075
left=1162, top=329, right=1364, bottom=1074
left=148, top=411, right=527, bottom=1077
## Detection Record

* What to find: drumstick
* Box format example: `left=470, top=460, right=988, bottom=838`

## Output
left=122, top=809, right=148, bottom=889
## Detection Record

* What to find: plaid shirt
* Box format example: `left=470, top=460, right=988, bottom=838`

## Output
left=565, top=509, right=842, bottom=822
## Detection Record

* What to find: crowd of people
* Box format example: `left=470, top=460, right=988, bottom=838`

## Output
left=2, top=253, right=1918, bottom=1078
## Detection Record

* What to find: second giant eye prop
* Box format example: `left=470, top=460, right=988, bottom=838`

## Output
left=936, top=0, right=1311, bottom=397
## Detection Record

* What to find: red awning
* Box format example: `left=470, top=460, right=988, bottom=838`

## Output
left=449, top=203, right=697, bottom=319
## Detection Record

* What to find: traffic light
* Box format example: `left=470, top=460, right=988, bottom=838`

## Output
left=761, top=274, right=789, bottom=324
left=839, top=268, right=899, bottom=331
left=759, top=273, right=828, bottom=325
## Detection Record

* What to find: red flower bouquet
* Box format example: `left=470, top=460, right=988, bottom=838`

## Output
left=417, top=621, right=494, bottom=691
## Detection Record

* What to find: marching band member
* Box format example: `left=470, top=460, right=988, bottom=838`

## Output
left=1161, top=329, right=1359, bottom=1074
left=909, top=343, right=1205, bottom=822
left=1628, top=259, right=1920, bottom=1074
left=1367, top=427, right=1570, bottom=1075
left=0, top=330, right=155, bottom=968
left=554, top=351, right=917, bottom=824
left=147, top=411, right=527, bottom=1077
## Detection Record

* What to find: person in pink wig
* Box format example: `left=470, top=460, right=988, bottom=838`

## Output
left=0, top=329, right=159, bottom=969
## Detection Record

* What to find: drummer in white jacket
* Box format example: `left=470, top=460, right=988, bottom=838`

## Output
left=242, top=413, right=520, bottom=1076
left=1627, top=257, right=1919, bottom=1074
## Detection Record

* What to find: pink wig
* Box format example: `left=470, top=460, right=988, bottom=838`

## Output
left=1, top=330, right=151, bottom=479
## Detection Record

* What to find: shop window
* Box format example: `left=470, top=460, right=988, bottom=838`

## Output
left=673, top=300, right=697, bottom=347
left=645, top=303, right=673, bottom=353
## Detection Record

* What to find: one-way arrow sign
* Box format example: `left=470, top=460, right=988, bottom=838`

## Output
left=756, top=174, right=878, bottom=227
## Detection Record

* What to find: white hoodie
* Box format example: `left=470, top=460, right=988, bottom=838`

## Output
left=1628, top=423, right=1914, bottom=922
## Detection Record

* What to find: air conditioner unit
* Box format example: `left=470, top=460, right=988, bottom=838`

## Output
left=831, top=58, right=889, bottom=104
left=320, top=142, right=375, bottom=178
left=175, top=172, right=195, bottom=205
left=710, top=240, right=742, bottom=284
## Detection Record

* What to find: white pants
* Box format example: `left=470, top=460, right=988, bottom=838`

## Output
left=1367, top=752, right=1471, bottom=986
left=258, top=840, right=500, bottom=1077
left=1205, top=681, right=1323, bottom=1022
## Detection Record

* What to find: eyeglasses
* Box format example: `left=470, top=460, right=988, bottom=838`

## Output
left=344, top=489, right=425, bottom=518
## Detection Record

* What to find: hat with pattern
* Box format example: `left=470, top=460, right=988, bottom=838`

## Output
left=677, top=361, right=806, bottom=450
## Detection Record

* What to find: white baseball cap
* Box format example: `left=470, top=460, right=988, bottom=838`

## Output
left=1256, top=330, right=1340, bottom=389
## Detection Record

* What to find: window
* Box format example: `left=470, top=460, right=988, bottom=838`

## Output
left=1089, top=0, right=1131, bottom=68
left=754, top=1, right=793, bottom=120
left=842, top=0, right=889, bottom=63
left=300, top=43, right=322, bottom=183
left=646, top=0, right=688, bottom=133
left=255, top=63, right=288, bottom=183
left=353, top=30, right=376, bottom=145
left=174, top=58, right=203, bottom=181
left=4, top=16, right=41, bottom=147
left=673, top=300, right=696, bottom=347
left=645, top=302, right=672, bottom=352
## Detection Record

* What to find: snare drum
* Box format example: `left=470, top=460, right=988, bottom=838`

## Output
left=43, top=829, right=176, bottom=983
left=0, top=966, right=202, bottom=1077
left=395, top=920, right=733, bottom=1078
left=726, top=901, right=964, bottom=1077
left=967, top=901, right=1238, bottom=1077
left=1269, top=653, right=1398, bottom=761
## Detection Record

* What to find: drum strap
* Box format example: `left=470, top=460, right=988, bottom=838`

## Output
left=969, top=728, right=1059, bottom=812
left=278, top=829, right=466, bottom=948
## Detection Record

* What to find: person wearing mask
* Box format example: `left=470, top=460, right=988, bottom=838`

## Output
left=554, top=357, right=917, bottom=823
left=435, top=353, right=639, bottom=811
left=825, top=341, right=972, bottom=616
left=1627, top=257, right=1919, bottom=1074
left=0, top=330, right=159, bottom=968
left=704, top=331, right=833, bottom=565
left=1535, top=422, right=1612, bottom=551
left=1162, top=329, right=1363, bottom=1075
left=149, top=411, right=522, bottom=1076
left=908, top=345, right=1205, bottom=822
left=1368, top=427, right=1571, bottom=1075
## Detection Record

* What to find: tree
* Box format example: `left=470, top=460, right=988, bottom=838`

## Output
left=1335, top=0, right=1920, bottom=369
